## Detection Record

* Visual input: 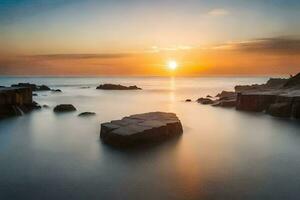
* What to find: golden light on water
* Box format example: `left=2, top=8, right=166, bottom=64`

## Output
left=167, top=60, right=178, bottom=70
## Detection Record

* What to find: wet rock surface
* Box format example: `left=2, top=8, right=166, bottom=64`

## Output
left=96, top=84, right=141, bottom=90
left=53, top=104, right=76, bottom=112
left=100, top=112, right=183, bottom=147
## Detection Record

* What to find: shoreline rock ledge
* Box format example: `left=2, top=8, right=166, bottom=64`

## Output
left=100, top=112, right=183, bottom=147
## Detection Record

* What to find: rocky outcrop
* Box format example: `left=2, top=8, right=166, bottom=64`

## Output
left=11, top=83, right=51, bottom=91
left=78, top=112, right=96, bottom=117
left=100, top=112, right=183, bottom=147
left=0, top=87, right=40, bottom=119
left=96, top=84, right=141, bottom=90
left=197, top=98, right=214, bottom=105
left=53, top=104, right=76, bottom=112
left=236, top=93, right=277, bottom=112
left=216, top=91, right=235, bottom=98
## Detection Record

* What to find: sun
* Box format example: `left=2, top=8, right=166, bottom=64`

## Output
left=167, top=60, right=178, bottom=70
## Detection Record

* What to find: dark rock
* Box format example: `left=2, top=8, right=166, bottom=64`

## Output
left=53, top=104, right=76, bottom=112
left=51, top=89, right=62, bottom=92
left=185, top=99, right=192, bottom=102
left=292, top=102, right=300, bottom=119
left=100, top=112, right=183, bottom=147
left=43, top=105, right=50, bottom=108
left=283, top=72, right=300, bottom=88
left=206, top=95, right=212, bottom=98
left=78, top=112, right=96, bottom=117
left=236, top=93, right=277, bottom=112
left=213, top=99, right=236, bottom=107
left=0, top=87, right=40, bottom=119
left=197, top=98, right=214, bottom=104
left=96, top=84, right=141, bottom=90
left=33, top=93, right=38, bottom=96
left=216, top=91, right=236, bottom=98
left=267, top=102, right=292, bottom=118
left=11, top=83, right=51, bottom=91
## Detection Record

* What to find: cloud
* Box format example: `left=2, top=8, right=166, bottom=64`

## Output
left=208, top=8, right=230, bottom=16
left=29, top=53, right=133, bottom=60
left=211, top=37, right=300, bottom=54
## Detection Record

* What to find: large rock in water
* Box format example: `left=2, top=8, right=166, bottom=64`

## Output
left=96, top=84, right=141, bottom=90
left=100, top=112, right=183, bottom=147
left=0, top=87, right=40, bottom=119
left=53, top=104, right=76, bottom=112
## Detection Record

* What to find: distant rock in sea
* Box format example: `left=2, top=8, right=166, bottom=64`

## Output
left=51, top=89, right=62, bottom=92
left=53, top=104, right=76, bottom=112
left=78, top=112, right=96, bottom=117
left=100, top=112, right=183, bottom=147
left=11, top=83, right=51, bottom=91
left=96, top=84, right=141, bottom=90
left=185, top=99, right=192, bottom=102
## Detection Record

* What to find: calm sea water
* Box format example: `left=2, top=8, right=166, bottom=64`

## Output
left=0, top=77, right=299, bottom=200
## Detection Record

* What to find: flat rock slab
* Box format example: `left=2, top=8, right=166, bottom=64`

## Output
left=100, top=112, right=183, bottom=147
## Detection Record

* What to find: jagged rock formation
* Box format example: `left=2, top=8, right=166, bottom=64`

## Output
left=100, top=112, right=183, bottom=147
left=96, top=84, right=141, bottom=90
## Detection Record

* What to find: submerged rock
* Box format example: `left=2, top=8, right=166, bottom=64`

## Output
left=78, top=112, right=96, bottom=117
left=96, top=84, right=141, bottom=90
left=53, top=104, right=76, bottom=112
left=100, top=112, right=183, bottom=147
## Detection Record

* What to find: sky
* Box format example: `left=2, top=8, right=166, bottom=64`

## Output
left=0, top=0, right=300, bottom=76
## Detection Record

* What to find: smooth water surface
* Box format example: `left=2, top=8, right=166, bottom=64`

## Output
left=0, top=77, right=299, bottom=200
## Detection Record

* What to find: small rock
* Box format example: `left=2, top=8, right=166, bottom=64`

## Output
left=43, top=105, right=50, bottom=108
left=78, top=112, right=96, bottom=117
left=33, top=93, right=38, bottom=96
left=185, top=99, right=192, bottom=102
left=53, top=104, right=76, bottom=112
left=206, top=95, right=212, bottom=98
left=51, top=89, right=62, bottom=92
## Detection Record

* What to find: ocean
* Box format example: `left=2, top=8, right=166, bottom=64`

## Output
left=0, top=76, right=299, bottom=200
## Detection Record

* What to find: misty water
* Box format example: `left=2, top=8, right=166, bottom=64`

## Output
left=0, top=77, right=300, bottom=200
